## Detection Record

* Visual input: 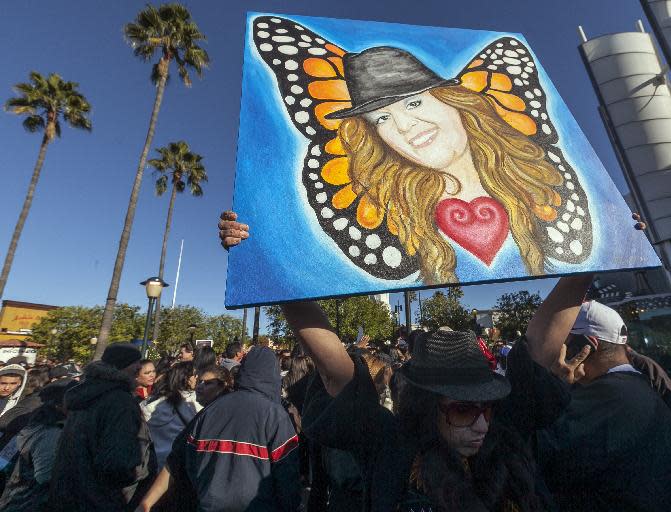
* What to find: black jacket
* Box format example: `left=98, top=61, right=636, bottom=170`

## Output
left=48, top=361, right=157, bottom=511
left=538, top=370, right=671, bottom=511
left=168, top=346, right=301, bottom=511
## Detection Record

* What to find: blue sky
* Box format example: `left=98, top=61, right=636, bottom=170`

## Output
left=0, top=0, right=652, bottom=331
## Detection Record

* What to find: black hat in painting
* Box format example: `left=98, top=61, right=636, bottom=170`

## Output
left=326, top=46, right=459, bottom=120
left=400, top=329, right=510, bottom=402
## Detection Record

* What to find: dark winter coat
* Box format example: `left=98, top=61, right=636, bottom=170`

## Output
left=167, top=345, right=302, bottom=512
left=0, top=406, right=64, bottom=511
left=48, top=361, right=157, bottom=512
left=537, top=370, right=671, bottom=511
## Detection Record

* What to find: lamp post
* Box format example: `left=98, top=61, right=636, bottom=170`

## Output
left=140, top=277, right=168, bottom=357
left=187, top=323, right=197, bottom=351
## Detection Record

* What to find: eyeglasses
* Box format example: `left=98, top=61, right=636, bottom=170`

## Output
left=438, top=401, right=494, bottom=427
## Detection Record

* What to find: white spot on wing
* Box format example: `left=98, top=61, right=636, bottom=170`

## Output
left=364, top=254, right=377, bottom=265
left=349, top=226, right=361, bottom=240
left=333, top=218, right=348, bottom=230
left=569, top=240, right=583, bottom=255
left=382, top=247, right=402, bottom=268
left=295, top=111, right=309, bottom=124
left=547, top=226, right=564, bottom=243
left=366, top=234, right=381, bottom=249
left=278, top=45, right=298, bottom=55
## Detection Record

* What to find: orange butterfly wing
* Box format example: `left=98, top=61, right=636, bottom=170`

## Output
left=457, top=37, right=592, bottom=263
left=252, top=16, right=419, bottom=279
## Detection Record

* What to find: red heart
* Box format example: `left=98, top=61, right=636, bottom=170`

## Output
left=435, top=197, right=509, bottom=266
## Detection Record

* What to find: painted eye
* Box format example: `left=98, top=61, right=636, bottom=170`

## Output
left=375, top=114, right=390, bottom=125
left=406, top=99, right=422, bottom=110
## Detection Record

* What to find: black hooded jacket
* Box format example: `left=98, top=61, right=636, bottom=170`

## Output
left=167, top=346, right=301, bottom=511
left=48, top=361, right=157, bottom=511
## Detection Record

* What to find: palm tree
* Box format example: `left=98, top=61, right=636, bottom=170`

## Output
left=1, top=72, right=91, bottom=300
left=148, top=141, right=207, bottom=340
left=95, top=3, right=209, bottom=359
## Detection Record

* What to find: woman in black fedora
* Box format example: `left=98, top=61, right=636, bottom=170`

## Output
left=218, top=211, right=598, bottom=511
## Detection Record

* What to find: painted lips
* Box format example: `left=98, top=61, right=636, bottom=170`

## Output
left=409, top=128, right=438, bottom=148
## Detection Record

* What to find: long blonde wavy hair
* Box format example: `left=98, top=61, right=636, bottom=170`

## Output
left=338, top=85, right=562, bottom=284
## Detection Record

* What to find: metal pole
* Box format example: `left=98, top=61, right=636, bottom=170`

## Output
left=241, top=307, right=248, bottom=345
left=404, top=291, right=412, bottom=333
left=418, top=291, right=423, bottom=324
left=252, top=306, right=260, bottom=343
left=171, top=239, right=184, bottom=308
left=141, top=297, right=155, bottom=358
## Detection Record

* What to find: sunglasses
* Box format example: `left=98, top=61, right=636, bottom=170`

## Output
left=438, top=401, right=494, bottom=427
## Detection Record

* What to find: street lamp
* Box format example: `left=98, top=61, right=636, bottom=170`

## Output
left=140, top=276, right=169, bottom=357
left=187, top=323, right=197, bottom=351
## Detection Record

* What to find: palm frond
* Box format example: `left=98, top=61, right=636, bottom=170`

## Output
left=155, top=174, right=169, bottom=196
left=6, top=71, right=92, bottom=136
left=21, top=115, right=45, bottom=133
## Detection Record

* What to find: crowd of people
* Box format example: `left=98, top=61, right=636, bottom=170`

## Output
left=0, top=212, right=668, bottom=511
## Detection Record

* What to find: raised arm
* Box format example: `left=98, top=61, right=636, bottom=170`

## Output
left=525, top=274, right=593, bottom=369
left=219, top=211, right=354, bottom=396
left=281, top=302, right=354, bottom=396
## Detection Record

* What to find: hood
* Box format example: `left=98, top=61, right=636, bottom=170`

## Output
left=235, top=346, right=281, bottom=403
left=65, top=361, right=133, bottom=411
left=0, top=364, right=28, bottom=416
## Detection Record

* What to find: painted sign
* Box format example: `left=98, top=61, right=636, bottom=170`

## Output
left=225, top=13, right=661, bottom=308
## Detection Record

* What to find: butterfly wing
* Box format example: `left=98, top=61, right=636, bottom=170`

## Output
left=252, top=16, right=419, bottom=280
left=457, top=37, right=593, bottom=264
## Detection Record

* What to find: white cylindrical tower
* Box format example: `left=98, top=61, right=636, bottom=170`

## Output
left=580, top=26, right=671, bottom=274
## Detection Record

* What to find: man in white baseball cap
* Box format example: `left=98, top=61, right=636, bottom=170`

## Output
left=526, top=277, right=671, bottom=511
left=565, top=300, right=638, bottom=383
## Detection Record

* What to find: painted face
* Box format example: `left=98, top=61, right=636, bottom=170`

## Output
left=436, top=398, right=491, bottom=457
left=0, top=375, right=22, bottom=398
left=364, top=91, right=468, bottom=170
left=136, top=362, right=156, bottom=387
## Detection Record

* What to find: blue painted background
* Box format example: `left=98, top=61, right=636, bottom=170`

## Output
left=225, top=12, right=660, bottom=308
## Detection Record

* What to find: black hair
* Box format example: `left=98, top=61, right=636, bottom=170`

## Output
left=198, top=365, right=234, bottom=391
left=154, top=355, right=176, bottom=377
left=225, top=342, right=242, bottom=359
left=279, top=355, right=292, bottom=373
left=193, top=347, right=216, bottom=373
left=179, top=343, right=194, bottom=352
left=152, top=361, right=194, bottom=407
left=23, top=367, right=50, bottom=396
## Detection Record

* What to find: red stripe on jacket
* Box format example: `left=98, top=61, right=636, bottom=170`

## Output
left=186, top=434, right=298, bottom=462
left=270, top=435, right=299, bottom=462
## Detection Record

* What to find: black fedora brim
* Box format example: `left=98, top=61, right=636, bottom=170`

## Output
left=399, top=364, right=511, bottom=402
left=325, top=78, right=460, bottom=120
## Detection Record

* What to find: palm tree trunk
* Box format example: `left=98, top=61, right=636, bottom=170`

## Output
left=0, top=134, right=50, bottom=301
left=152, top=181, right=178, bottom=341
left=94, top=62, right=169, bottom=360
